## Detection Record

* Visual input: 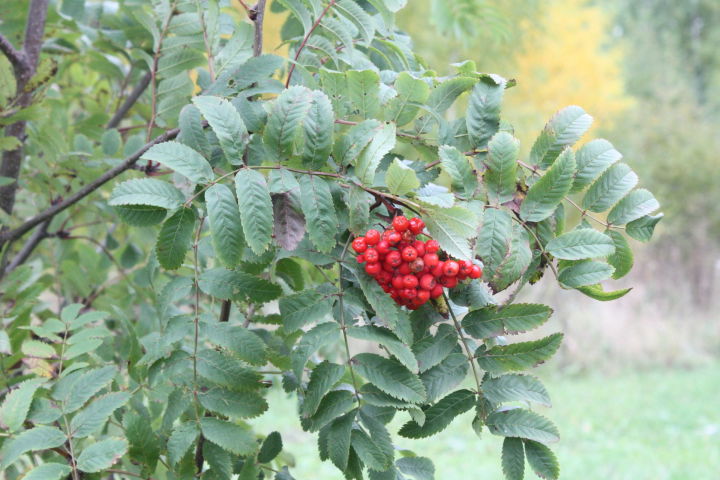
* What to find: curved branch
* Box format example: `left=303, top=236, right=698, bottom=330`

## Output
left=0, top=34, right=26, bottom=74
left=285, top=0, right=336, bottom=88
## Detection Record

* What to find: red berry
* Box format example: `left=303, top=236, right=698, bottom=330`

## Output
left=365, top=229, right=380, bottom=245
left=393, top=216, right=410, bottom=232
left=419, top=274, right=436, bottom=290
left=431, top=261, right=445, bottom=278
left=402, top=275, right=419, bottom=288
left=398, top=263, right=411, bottom=275
left=382, top=284, right=392, bottom=293
left=365, top=248, right=379, bottom=263
left=401, top=230, right=415, bottom=242
left=387, top=231, right=402, bottom=245
left=443, top=260, right=460, bottom=277
left=423, top=253, right=439, bottom=267
left=377, top=271, right=392, bottom=284
left=401, top=246, right=418, bottom=262
left=412, top=218, right=425, bottom=234
left=376, top=240, right=391, bottom=255
left=430, top=285, right=443, bottom=298
left=401, top=288, right=417, bottom=299
left=356, top=254, right=366, bottom=264
left=382, top=262, right=395, bottom=272
left=352, top=237, right=367, bottom=253
left=439, top=275, right=458, bottom=288
left=392, top=275, right=405, bottom=289
left=385, top=251, right=402, bottom=267
left=458, top=260, right=473, bottom=276
left=416, top=289, right=430, bottom=303
left=409, top=258, right=424, bottom=273
left=365, top=262, right=381, bottom=275
left=470, top=265, right=482, bottom=279
left=425, top=239, right=440, bottom=253
left=412, top=240, right=426, bottom=257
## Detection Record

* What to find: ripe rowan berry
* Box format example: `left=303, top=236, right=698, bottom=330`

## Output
left=431, top=261, right=445, bottom=278
left=387, top=231, right=401, bottom=245
left=423, top=253, right=439, bottom=267
left=392, top=275, right=405, bottom=289
left=401, top=246, right=418, bottom=262
left=470, top=265, right=482, bottom=279
left=385, top=250, right=402, bottom=267
left=425, top=239, right=440, bottom=253
left=398, top=263, right=411, bottom=275
left=364, top=248, right=379, bottom=263
left=365, top=229, right=380, bottom=245
left=439, top=275, right=458, bottom=288
left=393, top=216, right=410, bottom=232
left=402, top=275, right=419, bottom=288
left=412, top=240, right=426, bottom=257
left=419, top=274, right=436, bottom=290
left=443, top=260, right=460, bottom=277
left=430, top=285, right=443, bottom=298
left=357, top=254, right=365, bottom=264
left=352, top=237, right=367, bottom=253
left=401, top=288, right=417, bottom=299
left=365, top=262, right=381, bottom=275
left=416, top=289, right=430, bottom=303
left=409, top=258, right=424, bottom=273
left=376, top=240, right=390, bottom=255
left=410, top=218, right=425, bottom=234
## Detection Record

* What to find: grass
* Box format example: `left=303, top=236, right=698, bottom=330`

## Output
left=253, top=362, right=720, bottom=479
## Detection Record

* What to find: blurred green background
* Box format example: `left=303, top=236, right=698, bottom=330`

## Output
left=260, top=1, right=720, bottom=478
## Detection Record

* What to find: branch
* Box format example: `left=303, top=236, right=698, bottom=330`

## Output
left=0, top=127, right=180, bottom=246
left=0, top=34, right=26, bottom=74
left=285, top=0, right=336, bottom=87
left=107, top=72, right=152, bottom=129
left=3, top=219, right=50, bottom=274
left=251, top=0, right=267, bottom=57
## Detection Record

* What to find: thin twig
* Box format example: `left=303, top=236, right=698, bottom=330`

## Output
left=0, top=33, right=26, bottom=73
left=252, top=0, right=267, bottom=57
left=444, top=292, right=483, bottom=395
left=285, top=0, right=336, bottom=87
left=338, top=235, right=361, bottom=403
left=107, top=72, right=152, bottom=129
left=195, top=0, right=215, bottom=81
left=4, top=219, right=50, bottom=274
left=146, top=3, right=177, bottom=142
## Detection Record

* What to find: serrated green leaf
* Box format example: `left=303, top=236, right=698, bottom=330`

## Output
left=606, top=230, right=633, bottom=279
left=22, top=339, right=56, bottom=358
left=424, top=206, right=477, bottom=260
left=399, top=389, right=475, bottom=438
left=347, top=70, right=380, bottom=119
left=558, top=260, right=614, bottom=288
left=520, top=148, right=576, bottom=222
left=352, top=428, right=392, bottom=471
left=141, top=141, right=214, bottom=183
left=487, top=409, right=559, bottom=444
left=298, top=175, right=338, bottom=252
left=76, top=437, right=128, bottom=473
left=387, top=72, right=430, bottom=126
left=571, top=139, right=622, bottom=193
left=396, top=456, right=435, bottom=480
left=199, top=388, right=268, bottom=419
left=386, top=158, right=420, bottom=196
left=291, top=322, right=341, bottom=379
left=576, top=283, right=632, bottom=301
left=529, top=106, right=593, bottom=170
left=205, top=323, right=267, bottom=365
left=334, top=119, right=381, bottom=166
left=502, top=437, right=525, bottom=480
left=346, top=263, right=405, bottom=339
left=546, top=228, right=615, bottom=260
left=483, top=374, right=551, bottom=406
left=196, top=349, right=263, bottom=391
left=70, top=392, right=130, bottom=438
left=258, top=431, right=283, bottom=463
left=273, top=191, right=306, bottom=251
left=348, top=325, right=417, bottom=372
left=124, top=410, right=159, bottom=471
left=477, top=207, right=513, bottom=274
left=264, top=86, right=313, bottom=158
left=193, top=95, right=248, bottom=164
left=412, top=324, right=457, bottom=373
left=55, top=366, right=116, bottom=414
left=303, top=90, right=334, bottom=169
left=348, top=185, right=372, bottom=234
left=206, top=184, right=245, bottom=267
left=279, top=289, right=333, bottom=332
left=439, top=145, right=477, bottom=198
left=607, top=188, right=660, bottom=226
left=485, top=131, right=519, bottom=205
left=426, top=76, right=477, bottom=114
left=109, top=178, right=185, bottom=209
left=101, top=129, right=121, bottom=155
left=201, top=417, right=256, bottom=455
left=235, top=168, right=274, bottom=254
left=156, top=207, right=196, bottom=270
left=466, top=77, right=504, bottom=148
left=167, top=422, right=199, bottom=466
left=199, top=268, right=281, bottom=303
left=0, top=378, right=45, bottom=432
left=359, top=411, right=394, bottom=467
left=420, top=352, right=468, bottom=403
left=326, top=411, right=355, bottom=470
left=524, top=440, right=560, bottom=479
left=625, top=213, right=663, bottom=242
left=490, top=224, right=532, bottom=292
left=476, top=333, right=563, bottom=374
left=302, top=390, right=355, bottom=432
left=462, top=304, right=552, bottom=339
left=581, top=162, right=638, bottom=213
left=20, top=463, right=72, bottom=480
left=302, top=361, right=345, bottom=417
left=354, top=353, right=425, bottom=404
left=355, top=122, right=396, bottom=185
left=178, top=104, right=212, bottom=157
left=0, top=426, right=66, bottom=469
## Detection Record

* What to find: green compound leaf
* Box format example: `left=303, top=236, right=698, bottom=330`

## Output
left=545, top=228, right=615, bottom=260
left=607, top=188, right=660, bottom=226
left=205, top=184, right=245, bottom=268
left=529, top=105, right=592, bottom=170
left=485, top=131, right=520, bottom=205
left=279, top=288, right=333, bottom=332
left=76, top=438, right=128, bottom=473
left=302, top=90, right=335, bottom=169
left=424, top=206, right=477, bottom=261
left=501, top=437, right=525, bottom=480
left=466, top=77, right=504, bottom=148
left=353, top=353, right=426, bottom=404
left=235, top=168, right=274, bottom=254
left=558, top=260, right=614, bottom=288
left=483, top=374, right=551, bottom=407
left=257, top=431, right=283, bottom=463
left=486, top=408, right=560, bottom=444
left=109, top=178, right=185, bottom=209
left=439, top=145, right=477, bottom=198
left=193, top=95, right=248, bottom=164
left=625, top=213, right=663, bottom=242
left=18, top=463, right=71, bottom=480
left=199, top=268, right=282, bottom=303
left=347, top=69, right=380, bottom=119
left=0, top=426, right=67, bottom=469
left=354, top=121, right=396, bottom=185
left=571, top=138, right=622, bottom=193
left=0, top=378, right=45, bottom=432
left=581, top=162, right=638, bottom=213
left=399, top=389, right=475, bottom=438
left=476, top=333, right=563, bottom=374
left=298, top=175, right=338, bottom=253
left=200, top=417, right=256, bottom=455
left=326, top=411, right=355, bottom=470
left=156, top=207, right=197, bottom=270
left=348, top=325, right=417, bottom=372
left=70, top=392, right=130, bottom=438
left=302, top=361, right=346, bottom=417
left=264, top=86, right=313, bottom=159
left=524, top=440, right=560, bottom=480
left=140, top=141, right=214, bottom=184
left=387, top=72, right=430, bottom=126
left=606, top=230, right=633, bottom=279
left=199, top=389, right=268, bottom=419
left=462, top=303, right=553, bottom=339
left=386, top=158, right=420, bottom=196
left=520, top=148, right=576, bottom=222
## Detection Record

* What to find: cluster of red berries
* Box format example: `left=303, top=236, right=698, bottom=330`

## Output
left=352, top=216, right=482, bottom=310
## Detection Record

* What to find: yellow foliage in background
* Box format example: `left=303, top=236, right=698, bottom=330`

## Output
left=502, top=0, right=631, bottom=147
